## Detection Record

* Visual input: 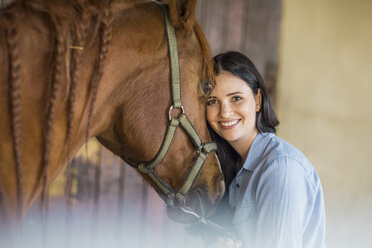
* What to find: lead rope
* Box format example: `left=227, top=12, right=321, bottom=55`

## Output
left=179, top=205, right=235, bottom=239
left=179, top=206, right=243, bottom=247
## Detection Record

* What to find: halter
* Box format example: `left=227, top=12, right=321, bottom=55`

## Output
left=122, top=4, right=217, bottom=206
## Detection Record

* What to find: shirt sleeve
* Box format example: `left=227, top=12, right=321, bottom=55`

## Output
left=252, top=157, right=316, bottom=248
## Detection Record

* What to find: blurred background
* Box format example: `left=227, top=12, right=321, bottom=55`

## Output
left=2, top=0, right=371, bottom=247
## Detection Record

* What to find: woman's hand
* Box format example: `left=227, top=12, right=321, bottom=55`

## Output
left=210, top=236, right=244, bottom=248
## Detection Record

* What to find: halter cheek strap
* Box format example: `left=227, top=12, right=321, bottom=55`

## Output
left=121, top=4, right=217, bottom=206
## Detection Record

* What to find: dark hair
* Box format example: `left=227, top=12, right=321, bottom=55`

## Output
left=209, top=51, right=279, bottom=185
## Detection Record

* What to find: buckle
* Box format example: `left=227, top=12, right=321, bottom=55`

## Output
left=196, top=146, right=207, bottom=156
left=197, top=142, right=217, bottom=155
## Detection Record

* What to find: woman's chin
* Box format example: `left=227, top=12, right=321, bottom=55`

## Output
left=221, top=135, right=239, bottom=143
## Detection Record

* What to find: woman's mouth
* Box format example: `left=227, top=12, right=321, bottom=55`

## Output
left=218, top=119, right=240, bottom=129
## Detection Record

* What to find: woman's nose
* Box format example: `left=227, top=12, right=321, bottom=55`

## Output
left=219, top=103, right=232, bottom=118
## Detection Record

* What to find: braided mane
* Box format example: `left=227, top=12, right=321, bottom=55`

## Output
left=0, top=0, right=146, bottom=219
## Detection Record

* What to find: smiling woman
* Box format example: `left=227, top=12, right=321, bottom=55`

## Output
left=206, top=72, right=262, bottom=159
left=204, top=51, right=326, bottom=248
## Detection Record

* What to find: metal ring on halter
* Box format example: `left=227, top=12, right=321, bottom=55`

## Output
left=196, top=145, right=208, bottom=155
left=168, top=105, right=185, bottom=121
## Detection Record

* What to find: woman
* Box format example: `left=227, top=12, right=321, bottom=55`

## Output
left=206, top=51, right=326, bottom=248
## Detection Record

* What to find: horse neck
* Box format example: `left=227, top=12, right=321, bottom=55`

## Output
left=93, top=2, right=179, bottom=155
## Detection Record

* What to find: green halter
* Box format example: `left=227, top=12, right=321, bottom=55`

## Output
left=122, top=4, right=217, bottom=206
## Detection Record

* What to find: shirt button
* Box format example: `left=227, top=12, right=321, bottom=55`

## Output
left=236, top=184, right=240, bottom=188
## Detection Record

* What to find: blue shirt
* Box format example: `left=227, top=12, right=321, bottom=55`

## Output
left=229, top=132, right=326, bottom=248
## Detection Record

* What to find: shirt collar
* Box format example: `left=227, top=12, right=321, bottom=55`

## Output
left=241, top=132, right=275, bottom=171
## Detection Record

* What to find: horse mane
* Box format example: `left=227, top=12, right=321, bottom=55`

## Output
left=0, top=0, right=213, bottom=220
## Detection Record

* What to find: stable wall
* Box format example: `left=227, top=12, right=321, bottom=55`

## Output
left=277, top=0, right=372, bottom=247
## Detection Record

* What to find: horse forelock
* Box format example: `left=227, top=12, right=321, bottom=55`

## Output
left=163, top=0, right=214, bottom=95
left=192, top=21, right=214, bottom=95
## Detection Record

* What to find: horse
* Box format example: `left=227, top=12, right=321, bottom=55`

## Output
left=0, top=0, right=225, bottom=233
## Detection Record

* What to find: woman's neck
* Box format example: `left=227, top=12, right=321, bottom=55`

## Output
left=230, top=129, right=259, bottom=162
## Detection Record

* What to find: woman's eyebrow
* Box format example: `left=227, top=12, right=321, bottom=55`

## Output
left=226, top=91, right=244, bottom=96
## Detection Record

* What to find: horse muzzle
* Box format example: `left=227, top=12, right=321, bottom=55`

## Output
left=166, top=178, right=226, bottom=224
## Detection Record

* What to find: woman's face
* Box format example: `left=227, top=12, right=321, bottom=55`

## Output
left=206, top=71, right=261, bottom=148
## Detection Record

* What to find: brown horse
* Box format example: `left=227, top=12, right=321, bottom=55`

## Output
left=0, top=0, right=225, bottom=229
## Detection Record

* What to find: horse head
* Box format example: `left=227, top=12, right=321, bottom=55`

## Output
left=96, top=0, right=225, bottom=223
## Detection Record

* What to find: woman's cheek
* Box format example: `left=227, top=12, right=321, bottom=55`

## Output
left=206, top=107, right=215, bottom=123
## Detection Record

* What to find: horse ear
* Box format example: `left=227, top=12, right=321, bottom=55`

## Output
left=166, top=0, right=197, bottom=30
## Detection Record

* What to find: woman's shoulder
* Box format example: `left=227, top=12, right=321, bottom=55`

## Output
left=261, top=133, right=309, bottom=166
left=259, top=133, right=321, bottom=190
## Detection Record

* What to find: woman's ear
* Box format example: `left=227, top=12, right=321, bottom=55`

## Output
left=255, top=88, right=262, bottom=112
left=167, top=0, right=197, bottom=30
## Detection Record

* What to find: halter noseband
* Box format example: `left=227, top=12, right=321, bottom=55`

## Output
left=122, top=4, right=217, bottom=206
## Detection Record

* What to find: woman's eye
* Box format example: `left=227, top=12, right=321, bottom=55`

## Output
left=232, top=96, right=243, bottom=102
left=206, top=99, right=217, bottom=106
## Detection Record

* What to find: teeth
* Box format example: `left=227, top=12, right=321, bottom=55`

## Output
left=220, top=120, right=239, bottom=127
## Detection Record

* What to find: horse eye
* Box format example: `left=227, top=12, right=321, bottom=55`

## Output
left=201, top=81, right=213, bottom=95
